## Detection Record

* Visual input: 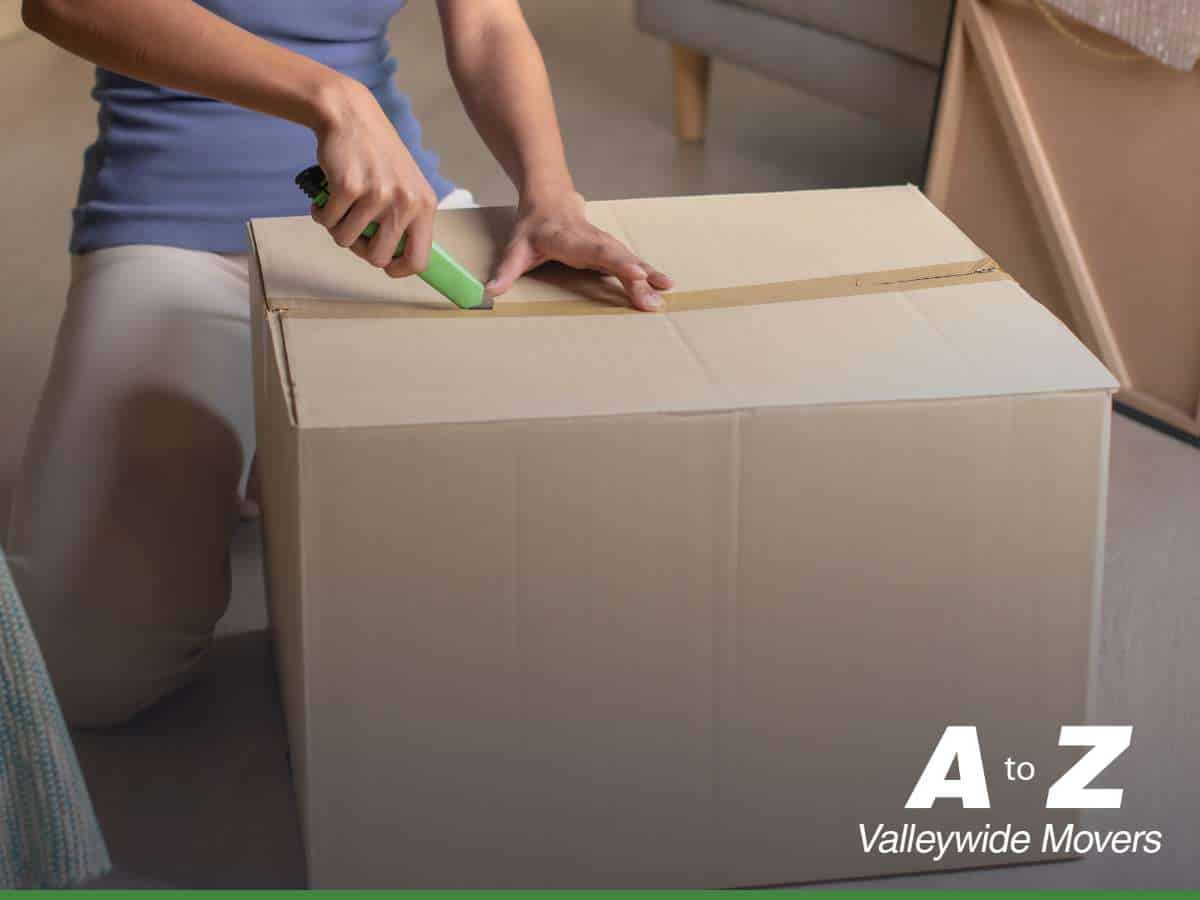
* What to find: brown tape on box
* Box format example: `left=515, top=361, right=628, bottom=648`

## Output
left=270, top=257, right=1008, bottom=319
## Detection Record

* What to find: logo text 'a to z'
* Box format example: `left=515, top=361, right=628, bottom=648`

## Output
left=860, top=725, right=1162, bottom=859
left=905, top=725, right=1131, bottom=810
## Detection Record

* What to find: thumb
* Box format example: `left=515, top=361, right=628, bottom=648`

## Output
left=485, top=238, right=539, bottom=298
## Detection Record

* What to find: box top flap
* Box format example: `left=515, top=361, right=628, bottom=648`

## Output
left=249, top=186, right=1117, bottom=429
left=250, top=185, right=987, bottom=313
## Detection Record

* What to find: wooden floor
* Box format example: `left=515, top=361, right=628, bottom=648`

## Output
left=1, top=1, right=1196, bottom=889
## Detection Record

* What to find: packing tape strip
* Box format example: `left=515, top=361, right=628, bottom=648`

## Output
left=270, top=257, right=1009, bottom=319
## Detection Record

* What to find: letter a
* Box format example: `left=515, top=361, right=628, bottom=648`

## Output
left=905, top=726, right=990, bottom=809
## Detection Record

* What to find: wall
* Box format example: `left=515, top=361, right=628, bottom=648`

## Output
left=0, top=0, right=25, bottom=43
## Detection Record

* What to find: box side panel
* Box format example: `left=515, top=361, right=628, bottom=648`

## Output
left=1085, top=398, right=1112, bottom=726
left=299, top=414, right=736, bottom=888
left=719, top=391, right=1109, bottom=884
left=249, top=235, right=312, bottom=859
left=275, top=279, right=1115, bottom=432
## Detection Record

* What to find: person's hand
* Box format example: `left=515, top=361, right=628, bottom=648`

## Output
left=486, top=191, right=674, bottom=311
left=310, top=79, right=437, bottom=278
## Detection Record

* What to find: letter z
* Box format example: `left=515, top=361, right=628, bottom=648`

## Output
left=1046, top=725, right=1131, bottom=810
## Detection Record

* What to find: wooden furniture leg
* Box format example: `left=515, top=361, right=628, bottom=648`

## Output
left=672, top=44, right=710, bottom=141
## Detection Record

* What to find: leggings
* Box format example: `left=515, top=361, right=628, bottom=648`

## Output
left=6, top=189, right=476, bottom=728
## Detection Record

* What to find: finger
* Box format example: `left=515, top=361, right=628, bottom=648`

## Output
left=595, top=235, right=649, bottom=283
left=312, top=172, right=360, bottom=230
left=365, top=208, right=405, bottom=269
left=330, top=191, right=388, bottom=248
left=543, top=231, right=663, bottom=310
left=384, top=209, right=431, bottom=278
left=620, top=276, right=664, bottom=312
left=554, top=231, right=647, bottom=283
left=484, top=238, right=540, bottom=297
left=404, top=210, right=435, bottom=272
left=348, top=237, right=372, bottom=263
left=638, top=259, right=674, bottom=291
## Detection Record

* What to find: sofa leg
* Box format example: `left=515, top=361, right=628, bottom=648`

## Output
left=672, top=44, right=710, bottom=141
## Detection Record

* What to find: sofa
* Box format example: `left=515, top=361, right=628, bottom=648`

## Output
left=636, top=0, right=954, bottom=142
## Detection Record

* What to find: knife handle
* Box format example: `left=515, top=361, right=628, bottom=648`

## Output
left=296, top=166, right=488, bottom=310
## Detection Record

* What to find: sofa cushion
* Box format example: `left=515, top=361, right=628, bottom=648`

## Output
left=637, top=0, right=941, bottom=136
left=728, top=0, right=952, bottom=67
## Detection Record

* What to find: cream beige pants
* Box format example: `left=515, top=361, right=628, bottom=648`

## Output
left=7, top=190, right=476, bottom=728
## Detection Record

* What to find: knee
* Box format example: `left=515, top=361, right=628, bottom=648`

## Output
left=57, top=682, right=161, bottom=730
left=10, top=388, right=237, bottom=728
left=42, top=626, right=213, bottom=729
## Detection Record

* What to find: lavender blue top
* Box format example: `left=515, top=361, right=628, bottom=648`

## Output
left=70, top=0, right=455, bottom=254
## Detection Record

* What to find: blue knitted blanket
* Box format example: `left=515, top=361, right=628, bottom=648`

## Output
left=1, top=548, right=110, bottom=887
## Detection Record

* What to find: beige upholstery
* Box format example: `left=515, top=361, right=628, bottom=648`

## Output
left=637, top=0, right=951, bottom=141
left=729, top=0, right=952, bottom=67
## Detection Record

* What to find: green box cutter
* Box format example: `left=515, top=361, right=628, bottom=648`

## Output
left=295, top=165, right=490, bottom=310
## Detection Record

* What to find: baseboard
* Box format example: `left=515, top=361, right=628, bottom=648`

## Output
left=0, top=0, right=26, bottom=43
left=1114, top=401, right=1200, bottom=450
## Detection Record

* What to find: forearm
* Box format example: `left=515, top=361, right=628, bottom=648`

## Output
left=437, top=1, right=574, bottom=208
left=22, top=0, right=355, bottom=132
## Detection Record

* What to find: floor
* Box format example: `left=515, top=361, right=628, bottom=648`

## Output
left=2, top=1, right=1197, bottom=890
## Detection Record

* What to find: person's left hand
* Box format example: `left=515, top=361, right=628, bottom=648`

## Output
left=485, top=191, right=674, bottom=311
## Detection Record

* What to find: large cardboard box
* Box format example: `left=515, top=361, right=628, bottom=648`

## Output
left=248, top=185, right=1117, bottom=888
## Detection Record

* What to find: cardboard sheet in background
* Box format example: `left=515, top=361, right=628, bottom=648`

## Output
left=927, top=0, right=1200, bottom=439
left=248, top=185, right=1118, bottom=887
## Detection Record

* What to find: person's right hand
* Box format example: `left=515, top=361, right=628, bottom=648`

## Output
left=310, top=79, right=437, bottom=279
